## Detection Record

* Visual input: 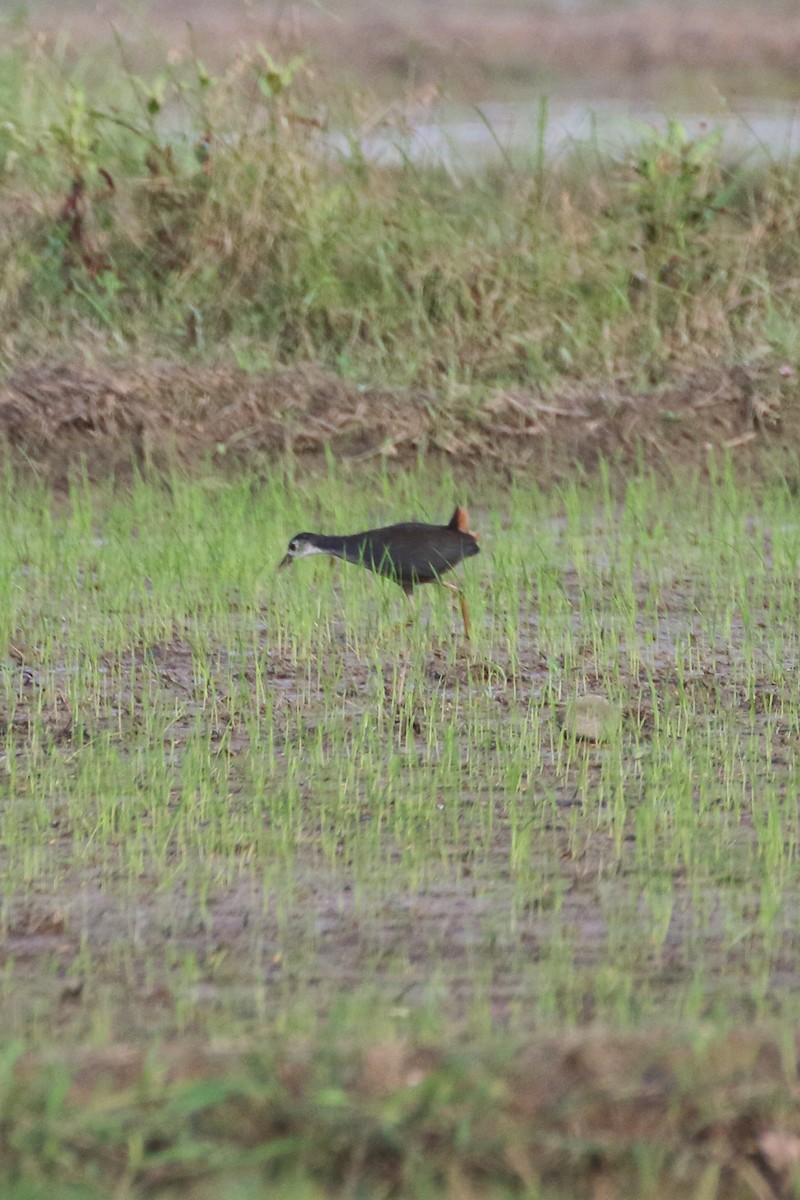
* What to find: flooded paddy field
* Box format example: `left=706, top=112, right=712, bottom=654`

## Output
left=4, top=462, right=800, bottom=1196
left=3, top=464, right=800, bottom=1050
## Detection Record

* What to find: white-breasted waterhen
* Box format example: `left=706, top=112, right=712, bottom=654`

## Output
left=278, top=505, right=480, bottom=637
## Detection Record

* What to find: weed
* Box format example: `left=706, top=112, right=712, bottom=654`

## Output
left=0, top=31, right=797, bottom=385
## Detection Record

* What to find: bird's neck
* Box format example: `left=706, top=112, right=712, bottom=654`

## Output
left=311, top=533, right=365, bottom=558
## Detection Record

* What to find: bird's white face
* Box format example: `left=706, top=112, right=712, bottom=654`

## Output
left=278, top=536, right=326, bottom=568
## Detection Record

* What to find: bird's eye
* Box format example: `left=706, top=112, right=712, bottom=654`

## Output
left=289, top=540, right=297, bottom=551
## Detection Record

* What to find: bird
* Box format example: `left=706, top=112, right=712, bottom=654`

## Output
left=278, top=505, right=480, bottom=638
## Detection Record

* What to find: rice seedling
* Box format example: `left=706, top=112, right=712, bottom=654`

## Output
left=0, top=453, right=795, bottom=1196
left=0, top=459, right=794, bottom=1054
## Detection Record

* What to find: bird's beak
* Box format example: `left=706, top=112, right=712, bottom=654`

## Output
left=277, top=552, right=293, bottom=570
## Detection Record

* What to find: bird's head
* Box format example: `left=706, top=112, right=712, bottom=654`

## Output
left=278, top=533, right=325, bottom=570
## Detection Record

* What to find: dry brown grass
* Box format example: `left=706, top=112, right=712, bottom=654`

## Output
left=0, top=358, right=796, bottom=485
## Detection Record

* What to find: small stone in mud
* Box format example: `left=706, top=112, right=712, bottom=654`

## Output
left=59, top=978, right=85, bottom=1002
left=563, top=694, right=621, bottom=743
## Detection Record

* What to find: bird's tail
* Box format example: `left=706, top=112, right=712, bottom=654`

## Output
left=448, top=505, right=479, bottom=540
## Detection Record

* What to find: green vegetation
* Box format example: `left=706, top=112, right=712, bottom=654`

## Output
left=0, top=29, right=798, bottom=390
left=0, top=459, right=799, bottom=1192
left=4, top=21, right=800, bottom=1199
left=3, top=1027, right=800, bottom=1199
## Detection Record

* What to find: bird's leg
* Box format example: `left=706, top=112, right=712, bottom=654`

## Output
left=382, top=584, right=416, bottom=638
left=440, top=581, right=471, bottom=641
left=407, top=585, right=419, bottom=633
left=402, top=584, right=416, bottom=630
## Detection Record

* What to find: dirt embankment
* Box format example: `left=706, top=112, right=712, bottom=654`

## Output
left=0, top=360, right=796, bottom=485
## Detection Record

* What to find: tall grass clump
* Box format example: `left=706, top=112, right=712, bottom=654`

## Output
left=1, top=24, right=799, bottom=384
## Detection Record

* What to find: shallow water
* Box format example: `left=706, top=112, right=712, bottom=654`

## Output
left=329, top=99, right=800, bottom=167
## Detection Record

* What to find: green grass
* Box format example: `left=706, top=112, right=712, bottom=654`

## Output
left=3, top=1025, right=800, bottom=1200
left=3, top=458, right=800, bottom=1042
left=0, top=27, right=798, bottom=391
left=6, top=22, right=800, bottom=1195
left=0, top=459, right=800, bottom=1192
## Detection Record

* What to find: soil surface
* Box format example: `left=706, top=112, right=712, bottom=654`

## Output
left=2, top=356, right=799, bottom=1200
left=0, top=359, right=797, bottom=486
left=0, top=356, right=797, bottom=1038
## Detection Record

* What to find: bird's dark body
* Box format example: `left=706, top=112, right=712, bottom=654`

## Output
left=279, top=506, right=480, bottom=636
left=307, top=522, right=479, bottom=592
